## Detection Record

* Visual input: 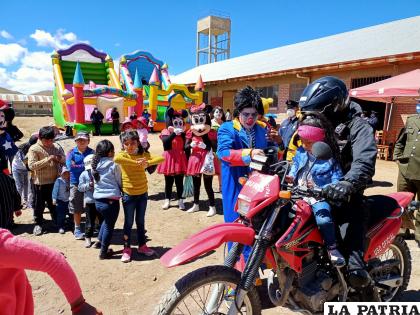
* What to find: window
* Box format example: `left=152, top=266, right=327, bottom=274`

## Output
left=351, top=76, right=391, bottom=89
left=28, top=105, right=32, bottom=108
left=289, top=83, right=307, bottom=103
left=257, top=85, right=278, bottom=109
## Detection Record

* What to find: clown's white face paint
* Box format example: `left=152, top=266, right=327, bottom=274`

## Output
left=213, top=108, right=223, bottom=120
left=239, top=109, right=258, bottom=130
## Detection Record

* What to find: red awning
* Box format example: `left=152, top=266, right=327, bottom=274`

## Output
left=349, top=69, right=420, bottom=103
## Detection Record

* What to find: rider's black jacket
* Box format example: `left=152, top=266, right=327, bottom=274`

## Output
left=335, top=101, right=377, bottom=193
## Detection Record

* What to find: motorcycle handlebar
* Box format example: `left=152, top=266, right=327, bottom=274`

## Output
left=291, top=186, right=324, bottom=199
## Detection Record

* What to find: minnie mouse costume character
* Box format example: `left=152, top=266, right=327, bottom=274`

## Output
left=185, top=103, right=219, bottom=217
left=157, top=107, right=189, bottom=210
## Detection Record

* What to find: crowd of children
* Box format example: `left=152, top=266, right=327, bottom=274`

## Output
left=1, top=87, right=346, bottom=268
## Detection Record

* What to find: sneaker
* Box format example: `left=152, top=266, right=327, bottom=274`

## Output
left=178, top=199, right=185, bottom=210
left=328, top=248, right=345, bottom=267
left=137, top=244, right=156, bottom=257
left=33, top=225, right=42, bottom=236
left=162, top=199, right=170, bottom=210
left=74, top=228, right=84, bottom=240
left=93, top=241, right=102, bottom=249
left=121, top=247, right=132, bottom=263
left=58, top=228, right=65, bottom=234
left=186, top=203, right=199, bottom=213
left=85, top=237, right=92, bottom=248
left=207, top=206, right=217, bottom=217
left=99, top=248, right=113, bottom=260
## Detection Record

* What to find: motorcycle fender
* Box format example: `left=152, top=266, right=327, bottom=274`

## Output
left=160, top=223, right=255, bottom=268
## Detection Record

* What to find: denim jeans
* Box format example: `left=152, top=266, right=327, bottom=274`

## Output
left=122, top=193, right=148, bottom=247
left=13, top=170, right=28, bottom=203
left=95, top=198, right=120, bottom=251
left=56, top=200, right=69, bottom=229
left=312, top=200, right=336, bottom=248
left=85, top=203, right=103, bottom=238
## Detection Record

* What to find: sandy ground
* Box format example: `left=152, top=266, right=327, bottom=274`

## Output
left=10, top=117, right=420, bottom=315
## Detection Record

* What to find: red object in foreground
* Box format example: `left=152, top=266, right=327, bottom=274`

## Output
left=160, top=223, right=255, bottom=268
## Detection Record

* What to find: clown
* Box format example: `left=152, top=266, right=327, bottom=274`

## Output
left=157, top=106, right=189, bottom=210
left=185, top=103, right=219, bottom=217
left=210, top=106, right=225, bottom=131
left=217, top=86, right=268, bottom=224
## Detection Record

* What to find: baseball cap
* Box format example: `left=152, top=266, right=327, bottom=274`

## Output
left=75, top=131, right=90, bottom=141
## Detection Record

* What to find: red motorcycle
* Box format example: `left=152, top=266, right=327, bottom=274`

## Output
left=155, top=143, right=416, bottom=315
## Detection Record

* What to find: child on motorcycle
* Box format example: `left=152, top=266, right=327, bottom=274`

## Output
left=287, top=115, right=345, bottom=266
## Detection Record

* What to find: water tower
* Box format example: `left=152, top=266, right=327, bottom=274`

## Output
left=196, top=15, right=231, bottom=66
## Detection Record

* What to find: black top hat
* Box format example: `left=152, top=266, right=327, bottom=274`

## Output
left=286, top=99, right=299, bottom=109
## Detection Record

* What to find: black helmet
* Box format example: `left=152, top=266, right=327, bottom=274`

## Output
left=299, top=76, right=349, bottom=115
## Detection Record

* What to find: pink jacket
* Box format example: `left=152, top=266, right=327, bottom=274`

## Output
left=0, top=229, right=82, bottom=315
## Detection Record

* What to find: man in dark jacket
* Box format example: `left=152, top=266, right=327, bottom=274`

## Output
left=278, top=99, right=299, bottom=157
left=90, top=107, right=104, bottom=136
left=299, top=76, right=377, bottom=292
left=110, top=107, right=120, bottom=135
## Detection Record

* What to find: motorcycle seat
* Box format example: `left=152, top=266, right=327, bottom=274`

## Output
left=365, top=195, right=401, bottom=227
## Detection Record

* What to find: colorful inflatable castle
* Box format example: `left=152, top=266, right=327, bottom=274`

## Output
left=119, top=50, right=204, bottom=131
left=51, top=43, right=138, bottom=134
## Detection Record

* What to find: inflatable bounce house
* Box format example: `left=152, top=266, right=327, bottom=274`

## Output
left=51, top=43, right=139, bottom=134
left=119, top=50, right=204, bottom=131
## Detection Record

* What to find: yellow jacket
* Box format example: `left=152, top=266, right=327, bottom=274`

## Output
left=114, top=151, right=164, bottom=195
left=286, top=131, right=301, bottom=161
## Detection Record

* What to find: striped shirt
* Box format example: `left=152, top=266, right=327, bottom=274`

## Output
left=0, top=173, right=21, bottom=228
left=28, top=142, right=65, bottom=185
left=245, top=127, right=256, bottom=148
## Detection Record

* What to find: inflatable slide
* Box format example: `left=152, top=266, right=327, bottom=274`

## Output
left=119, top=50, right=204, bottom=132
left=51, top=43, right=139, bottom=134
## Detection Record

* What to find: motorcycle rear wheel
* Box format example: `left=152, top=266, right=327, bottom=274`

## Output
left=154, top=265, right=262, bottom=315
left=370, top=236, right=411, bottom=301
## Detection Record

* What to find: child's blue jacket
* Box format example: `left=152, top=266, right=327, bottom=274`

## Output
left=288, top=147, right=343, bottom=188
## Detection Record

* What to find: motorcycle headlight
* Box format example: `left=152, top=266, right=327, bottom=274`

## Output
left=237, top=198, right=251, bottom=216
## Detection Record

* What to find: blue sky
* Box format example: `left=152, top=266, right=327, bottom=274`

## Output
left=0, top=0, right=419, bottom=93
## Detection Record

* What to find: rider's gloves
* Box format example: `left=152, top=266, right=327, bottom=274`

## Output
left=323, top=180, right=354, bottom=202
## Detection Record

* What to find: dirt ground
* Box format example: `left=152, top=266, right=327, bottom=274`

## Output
left=11, top=117, right=420, bottom=315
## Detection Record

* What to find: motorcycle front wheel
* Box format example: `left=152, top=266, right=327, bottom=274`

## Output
left=154, top=265, right=262, bottom=315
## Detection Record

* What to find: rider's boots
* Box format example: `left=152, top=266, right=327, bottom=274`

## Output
left=347, top=250, right=371, bottom=288
left=328, top=248, right=345, bottom=267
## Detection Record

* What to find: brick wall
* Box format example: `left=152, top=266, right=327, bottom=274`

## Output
left=390, top=102, right=417, bottom=134
left=278, top=83, right=290, bottom=113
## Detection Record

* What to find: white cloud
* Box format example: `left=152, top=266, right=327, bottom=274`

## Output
left=30, top=29, right=86, bottom=50
left=0, top=30, right=13, bottom=39
left=0, top=28, right=88, bottom=94
left=0, top=43, right=27, bottom=66
left=21, top=51, right=52, bottom=70
left=114, top=42, right=120, bottom=47
left=7, top=66, right=53, bottom=94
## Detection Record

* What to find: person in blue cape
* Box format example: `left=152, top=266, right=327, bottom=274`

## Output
left=217, top=86, right=268, bottom=224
